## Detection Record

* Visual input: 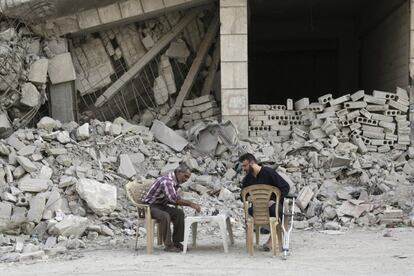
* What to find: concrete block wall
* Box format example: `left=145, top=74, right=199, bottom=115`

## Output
left=220, top=0, right=248, bottom=137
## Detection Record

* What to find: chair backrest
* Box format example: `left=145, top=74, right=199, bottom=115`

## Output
left=241, top=184, right=281, bottom=225
left=125, top=179, right=154, bottom=206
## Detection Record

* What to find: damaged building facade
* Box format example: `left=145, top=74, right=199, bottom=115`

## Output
left=0, top=0, right=413, bottom=144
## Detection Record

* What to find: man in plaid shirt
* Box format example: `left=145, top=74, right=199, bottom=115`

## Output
left=144, top=163, right=201, bottom=252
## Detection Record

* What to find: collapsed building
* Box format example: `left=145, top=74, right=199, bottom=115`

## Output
left=0, top=0, right=414, bottom=262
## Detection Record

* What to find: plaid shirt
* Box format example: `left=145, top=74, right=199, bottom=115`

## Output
left=144, top=172, right=181, bottom=205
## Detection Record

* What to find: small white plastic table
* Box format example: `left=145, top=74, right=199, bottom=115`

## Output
left=183, top=214, right=234, bottom=253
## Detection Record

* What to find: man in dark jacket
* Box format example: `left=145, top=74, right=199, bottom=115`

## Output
left=239, top=153, right=290, bottom=251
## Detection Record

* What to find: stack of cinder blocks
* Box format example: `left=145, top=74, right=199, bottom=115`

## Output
left=178, top=95, right=220, bottom=129
left=248, top=87, right=410, bottom=152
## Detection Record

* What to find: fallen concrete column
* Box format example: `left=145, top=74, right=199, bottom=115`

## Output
left=94, top=9, right=202, bottom=108
left=162, top=12, right=219, bottom=124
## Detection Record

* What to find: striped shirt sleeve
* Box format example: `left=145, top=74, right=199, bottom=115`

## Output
left=163, top=178, right=180, bottom=203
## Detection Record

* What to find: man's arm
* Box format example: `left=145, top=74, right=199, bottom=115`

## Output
left=176, top=198, right=201, bottom=212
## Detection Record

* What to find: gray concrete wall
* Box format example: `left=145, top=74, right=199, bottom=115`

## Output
left=220, top=0, right=248, bottom=137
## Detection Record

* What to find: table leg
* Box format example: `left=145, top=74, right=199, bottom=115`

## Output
left=226, top=217, right=234, bottom=245
left=183, top=221, right=192, bottom=254
left=218, top=219, right=229, bottom=253
left=191, top=222, right=198, bottom=247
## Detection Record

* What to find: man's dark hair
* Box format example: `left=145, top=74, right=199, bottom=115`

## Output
left=175, top=163, right=191, bottom=173
left=239, top=153, right=257, bottom=163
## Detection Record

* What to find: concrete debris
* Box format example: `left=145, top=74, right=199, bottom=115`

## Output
left=76, top=178, right=117, bottom=216
left=50, top=215, right=88, bottom=237
left=151, top=120, right=188, bottom=151
left=117, top=154, right=136, bottom=179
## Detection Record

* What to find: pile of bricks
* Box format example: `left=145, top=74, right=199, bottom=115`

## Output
left=249, top=88, right=410, bottom=153
left=178, top=95, right=221, bottom=129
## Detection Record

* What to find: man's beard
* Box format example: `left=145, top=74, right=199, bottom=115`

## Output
left=245, top=164, right=253, bottom=174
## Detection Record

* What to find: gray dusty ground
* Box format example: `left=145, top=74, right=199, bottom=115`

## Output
left=1, top=228, right=413, bottom=276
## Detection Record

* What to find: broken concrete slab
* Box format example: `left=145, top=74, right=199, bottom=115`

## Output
left=37, top=117, right=60, bottom=131
left=296, top=186, right=314, bottom=210
left=76, top=123, right=90, bottom=140
left=47, top=53, right=77, bottom=84
left=16, top=156, right=37, bottom=172
left=76, top=178, right=117, bottom=216
left=27, top=194, right=45, bottom=223
left=150, top=120, right=188, bottom=151
left=28, top=58, right=49, bottom=84
left=336, top=201, right=371, bottom=218
left=18, top=178, right=51, bottom=192
left=50, top=215, right=88, bottom=237
left=20, top=83, right=41, bottom=108
left=118, top=154, right=136, bottom=179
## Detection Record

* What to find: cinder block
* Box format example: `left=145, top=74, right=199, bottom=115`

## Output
left=344, top=101, right=367, bottom=109
left=248, top=115, right=268, bottom=121
left=309, top=128, right=327, bottom=139
left=271, top=105, right=286, bottom=111
left=270, top=124, right=291, bottom=131
left=363, top=131, right=385, bottom=139
left=379, top=121, right=396, bottom=131
left=373, top=90, right=397, bottom=100
left=360, top=136, right=371, bottom=145
left=249, top=120, right=263, bottom=126
left=349, top=123, right=362, bottom=131
left=294, top=98, right=309, bottom=111
left=393, top=144, right=408, bottom=150
left=384, top=110, right=402, bottom=116
left=265, top=110, right=285, bottom=116
left=408, top=147, right=414, bottom=158
left=351, top=135, right=368, bottom=153
left=29, top=58, right=49, bottom=84
left=308, top=103, right=324, bottom=112
left=377, top=145, right=391, bottom=153
left=359, top=108, right=372, bottom=119
left=329, top=94, right=350, bottom=106
left=351, top=90, right=365, bottom=101
left=324, top=105, right=342, bottom=113
left=347, top=110, right=360, bottom=121
left=361, top=125, right=384, bottom=133
left=385, top=133, right=398, bottom=141
left=287, top=99, right=293, bottom=110
left=396, top=87, right=409, bottom=101
left=249, top=110, right=265, bottom=116
left=370, top=113, right=393, bottom=123
left=371, top=139, right=394, bottom=146
left=336, top=109, right=348, bottom=117
left=278, top=130, right=292, bottom=136
left=366, top=105, right=389, bottom=112
left=364, top=95, right=386, bottom=105
left=249, top=104, right=270, bottom=111
left=397, top=127, right=411, bottom=135
left=366, top=145, right=378, bottom=152
left=396, top=97, right=409, bottom=107
left=293, top=127, right=308, bottom=139
left=318, top=94, right=333, bottom=105
left=388, top=100, right=408, bottom=113
left=355, top=117, right=379, bottom=126
left=316, top=112, right=336, bottom=120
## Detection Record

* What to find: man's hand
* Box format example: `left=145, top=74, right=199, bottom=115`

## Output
left=191, top=203, right=201, bottom=213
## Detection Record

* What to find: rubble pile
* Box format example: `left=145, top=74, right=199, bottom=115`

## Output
left=248, top=88, right=410, bottom=153
left=178, top=94, right=221, bottom=129
left=0, top=106, right=413, bottom=262
left=0, top=24, right=50, bottom=137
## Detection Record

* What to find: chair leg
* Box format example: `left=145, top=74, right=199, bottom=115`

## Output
left=269, top=219, right=278, bottom=257
left=277, top=224, right=283, bottom=252
left=246, top=221, right=254, bottom=256
left=156, top=222, right=162, bottom=246
left=183, top=221, right=191, bottom=254
left=135, top=219, right=140, bottom=251
left=255, top=225, right=260, bottom=245
left=191, top=222, right=198, bottom=247
left=226, top=217, right=234, bottom=245
left=146, top=217, right=154, bottom=254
